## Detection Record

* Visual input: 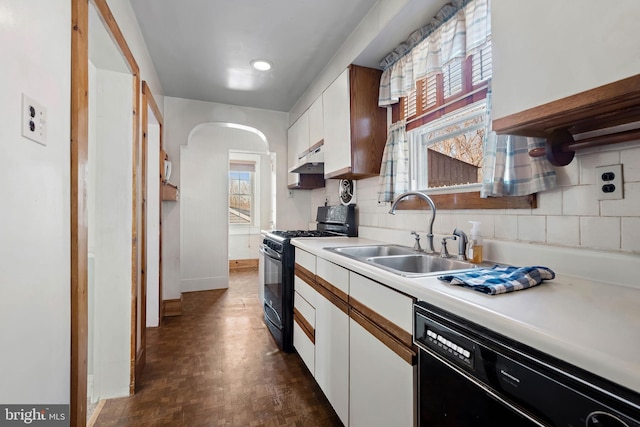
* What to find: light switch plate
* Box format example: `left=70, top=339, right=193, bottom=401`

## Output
left=22, top=94, right=47, bottom=146
left=595, top=164, right=623, bottom=200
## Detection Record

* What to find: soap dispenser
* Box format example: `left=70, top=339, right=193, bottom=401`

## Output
left=468, top=221, right=483, bottom=263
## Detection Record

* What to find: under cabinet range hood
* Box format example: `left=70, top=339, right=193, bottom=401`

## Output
left=290, top=141, right=324, bottom=174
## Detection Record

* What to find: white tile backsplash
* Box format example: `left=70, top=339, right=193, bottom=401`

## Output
left=579, top=150, right=621, bottom=185
left=621, top=147, right=640, bottom=182
left=315, top=141, right=640, bottom=256
left=562, top=185, right=600, bottom=216
left=535, top=187, right=563, bottom=216
left=546, top=215, right=580, bottom=246
left=600, top=182, right=640, bottom=217
left=621, top=217, right=640, bottom=252
left=517, top=215, right=546, bottom=243
left=580, top=216, right=621, bottom=250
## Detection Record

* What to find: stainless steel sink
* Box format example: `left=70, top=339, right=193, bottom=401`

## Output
left=368, top=254, right=477, bottom=276
left=325, top=245, right=494, bottom=277
left=328, top=245, right=418, bottom=258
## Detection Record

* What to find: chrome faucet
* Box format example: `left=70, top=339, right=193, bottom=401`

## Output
left=410, top=231, right=422, bottom=251
left=440, top=235, right=457, bottom=258
left=389, top=191, right=436, bottom=253
left=452, top=228, right=468, bottom=260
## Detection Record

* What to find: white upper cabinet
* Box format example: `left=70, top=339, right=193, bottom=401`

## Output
left=308, top=95, right=323, bottom=147
left=322, top=65, right=387, bottom=180
left=287, top=111, right=309, bottom=171
left=491, top=0, right=640, bottom=121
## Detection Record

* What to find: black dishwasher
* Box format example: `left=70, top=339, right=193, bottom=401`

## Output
left=414, top=301, right=640, bottom=426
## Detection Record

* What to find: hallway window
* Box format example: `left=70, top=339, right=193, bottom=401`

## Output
left=229, top=161, right=255, bottom=225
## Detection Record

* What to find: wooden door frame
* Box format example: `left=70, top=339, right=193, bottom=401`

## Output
left=137, top=81, right=164, bottom=387
left=71, top=0, right=141, bottom=424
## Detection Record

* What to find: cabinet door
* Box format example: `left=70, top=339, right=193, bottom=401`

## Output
left=350, top=317, right=415, bottom=427
left=287, top=111, right=310, bottom=186
left=323, top=69, right=351, bottom=177
left=309, top=95, right=324, bottom=146
left=293, top=289, right=316, bottom=374
left=315, top=292, right=349, bottom=426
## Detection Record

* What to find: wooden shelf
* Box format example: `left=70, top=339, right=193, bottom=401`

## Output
left=492, top=74, right=640, bottom=166
left=162, top=182, right=178, bottom=201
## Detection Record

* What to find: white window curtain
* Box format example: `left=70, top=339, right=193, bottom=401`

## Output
left=377, top=0, right=557, bottom=197
left=378, top=120, right=409, bottom=202
left=481, top=133, right=557, bottom=197
left=379, top=0, right=490, bottom=107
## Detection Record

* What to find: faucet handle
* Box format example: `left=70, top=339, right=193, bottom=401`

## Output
left=440, top=235, right=457, bottom=258
left=410, top=231, right=422, bottom=251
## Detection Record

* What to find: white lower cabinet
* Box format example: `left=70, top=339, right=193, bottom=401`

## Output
left=349, top=318, right=415, bottom=427
left=294, top=250, right=416, bottom=426
left=315, top=292, right=349, bottom=424
left=293, top=288, right=316, bottom=374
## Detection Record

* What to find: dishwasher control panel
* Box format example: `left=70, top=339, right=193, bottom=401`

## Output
left=415, top=310, right=476, bottom=370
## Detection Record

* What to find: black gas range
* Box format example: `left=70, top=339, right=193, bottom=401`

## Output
left=261, top=205, right=357, bottom=352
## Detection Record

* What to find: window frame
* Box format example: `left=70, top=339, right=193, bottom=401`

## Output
left=228, top=153, right=261, bottom=233
left=390, top=45, right=536, bottom=209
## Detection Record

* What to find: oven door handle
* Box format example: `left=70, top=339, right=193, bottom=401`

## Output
left=261, top=244, right=282, bottom=261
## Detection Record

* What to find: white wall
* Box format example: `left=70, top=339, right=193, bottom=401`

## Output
left=181, top=127, right=268, bottom=292
left=147, top=122, right=161, bottom=327
left=106, top=0, right=164, bottom=112
left=491, top=0, right=640, bottom=120
left=91, top=68, right=134, bottom=399
left=163, top=97, right=306, bottom=299
left=0, top=0, right=71, bottom=404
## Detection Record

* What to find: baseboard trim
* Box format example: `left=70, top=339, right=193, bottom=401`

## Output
left=163, top=296, right=182, bottom=317
left=229, top=258, right=258, bottom=271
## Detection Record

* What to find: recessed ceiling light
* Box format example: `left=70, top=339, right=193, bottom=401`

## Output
left=250, top=59, right=272, bottom=71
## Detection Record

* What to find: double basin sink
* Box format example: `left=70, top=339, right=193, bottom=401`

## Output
left=325, top=244, right=493, bottom=277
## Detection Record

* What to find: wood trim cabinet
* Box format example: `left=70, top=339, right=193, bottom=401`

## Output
left=323, top=65, right=387, bottom=180
left=293, top=248, right=416, bottom=427
left=492, top=74, right=640, bottom=166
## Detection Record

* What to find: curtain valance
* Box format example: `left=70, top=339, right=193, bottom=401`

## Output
left=378, top=0, right=491, bottom=106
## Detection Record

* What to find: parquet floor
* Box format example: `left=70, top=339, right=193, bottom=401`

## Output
left=92, top=269, right=342, bottom=427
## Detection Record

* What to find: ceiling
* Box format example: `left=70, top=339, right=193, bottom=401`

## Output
left=129, top=0, right=446, bottom=112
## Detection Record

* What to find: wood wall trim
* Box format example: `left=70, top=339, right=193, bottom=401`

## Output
left=163, top=297, right=183, bottom=317
left=70, top=0, right=89, bottom=424
left=142, top=81, right=163, bottom=127
left=349, top=297, right=413, bottom=349
left=229, top=259, right=259, bottom=271
left=294, top=308, right=315, bottom=344
left=142, top=81, right=164, bottom=323
left=393, top=191, right=536, bottom=210
left=350, top=309, right=416, bottom=365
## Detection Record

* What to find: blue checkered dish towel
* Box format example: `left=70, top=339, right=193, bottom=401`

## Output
left=438, top=266, right=555, bottom=295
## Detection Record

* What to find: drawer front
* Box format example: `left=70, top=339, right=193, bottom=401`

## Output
left=295, top=248, right=316, bottom=274
left=316, top=257, right=349, bottom=295
left=294, top=291, right=315, bottom=328
left=293, top=322, right=315, bottom=374
left=349, top=272, right=414, bottom=334
left=294, top=275, right=316, bottom=307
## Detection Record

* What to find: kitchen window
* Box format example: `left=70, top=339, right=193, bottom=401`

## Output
left=228, top=156, right=260, bottom=229
left=396, top=42, right=492, bottom=191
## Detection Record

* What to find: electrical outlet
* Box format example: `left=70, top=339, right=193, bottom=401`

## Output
left=22, top=94, right=47, bottom=145
left=595, top=164, right=623, bottom=200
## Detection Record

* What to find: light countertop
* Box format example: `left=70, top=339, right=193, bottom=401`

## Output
left=291, top=236, right=640, bottom=394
